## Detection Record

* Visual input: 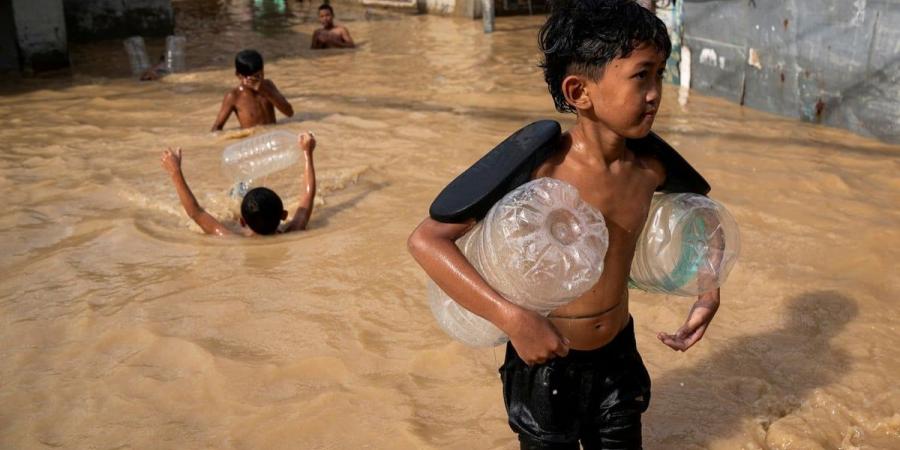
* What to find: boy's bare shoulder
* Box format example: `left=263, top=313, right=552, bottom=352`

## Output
left=223, top=86, right=241, bottom=101
left=633, top=149, right=666, bottom=188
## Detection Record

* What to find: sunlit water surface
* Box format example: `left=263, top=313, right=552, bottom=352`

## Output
left=1, top=1, right=898, bottom=448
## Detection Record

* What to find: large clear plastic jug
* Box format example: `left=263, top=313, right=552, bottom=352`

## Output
left=428, top=178, right=609, bottom=347
left=222, top=131, right=298, bottom=198
left=123, top=36, right=151, bottom=77
left=165, top=36, right=187, bottom=73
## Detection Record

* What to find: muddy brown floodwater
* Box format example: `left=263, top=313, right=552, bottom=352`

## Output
left=1, top=1, right=898, bottom=449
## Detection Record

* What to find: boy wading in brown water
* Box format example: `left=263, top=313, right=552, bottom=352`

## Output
left=408, top=1, right=720, bottom=448
left=211, top=49, right=294, bottom=131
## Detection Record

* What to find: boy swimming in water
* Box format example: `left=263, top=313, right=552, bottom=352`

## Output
left=311, top=4, right=355, bottom=49
left=160, top=132, right=316, bottom=236
left=211, top=49, right=294, bottom=132
left=408, top=1, right=720, bottom=447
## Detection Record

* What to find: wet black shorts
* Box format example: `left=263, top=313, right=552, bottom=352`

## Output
left=499, top=319, right=651, bottom=450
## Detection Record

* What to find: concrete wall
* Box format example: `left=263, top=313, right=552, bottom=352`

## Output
left=1, top=0, right=21, bottom=70
left=681, top=0, right=900, bottom=143
left=64, top=0, right=174, bottom=41
left=10, top=0, right=69, bottom=71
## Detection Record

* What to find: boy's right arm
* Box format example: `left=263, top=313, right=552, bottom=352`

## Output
left=160, top=148, right=231, bottom=236
left=210, top=91, right=235, bottom=132
left=408, top=218, right=570, bottom=365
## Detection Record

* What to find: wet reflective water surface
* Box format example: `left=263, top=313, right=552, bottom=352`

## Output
left=1, top=1, right=899, bottom=448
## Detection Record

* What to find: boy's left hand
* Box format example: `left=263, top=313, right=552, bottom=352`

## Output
left=160, top=147, right=183, bottom=175
left=298, top=131, right=316, bottom=153
left=658, top=288, right=720, bottom=351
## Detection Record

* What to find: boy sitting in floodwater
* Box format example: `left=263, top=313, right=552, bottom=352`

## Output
left=311, top=4, right=355, bottom=49
left=408, top=1, right=720, bottom=447
left=160, top=133, right=316, bottom=236
left=211, top=49, right=294, bottom=132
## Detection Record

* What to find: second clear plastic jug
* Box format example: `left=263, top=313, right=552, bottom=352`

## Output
left=222, top=131, right=298, bottom=197
left=629, top=193, right=741, bottom=296
left=123, top=36, right=151, bottom=77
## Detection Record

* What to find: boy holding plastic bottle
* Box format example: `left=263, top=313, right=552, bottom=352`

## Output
left=211, top=49, right=294, bottom=131
left=160, top=132, right=316, bottom=236
left=407, top=1, right=720, bottom=448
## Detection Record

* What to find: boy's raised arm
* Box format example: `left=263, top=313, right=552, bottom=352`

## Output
left=284, top=133, right=316, bottom=232
left=408, top=218, right=570, bottom=365
left=211, top=91, right=236, bottom=132
left=259, top=80, right=294, bottom=117
left=160, top=148, right=231, bottom=236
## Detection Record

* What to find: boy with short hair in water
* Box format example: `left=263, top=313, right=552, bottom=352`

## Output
left=407, top=1, right=720, bottom=448
left=160, top=133, right=316, bottom=237
left=211, top=49, right=294, bottom=131
left=311, top=4, right=355, bottom=49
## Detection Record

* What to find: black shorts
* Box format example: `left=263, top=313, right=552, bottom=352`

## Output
left=499, top=319, right=651, bottom=450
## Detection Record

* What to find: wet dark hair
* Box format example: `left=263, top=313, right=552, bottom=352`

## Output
left=318, top=3, right=334, bottom=14
left=241, top=187, right=283, bottom=235
left=539, top=0, right=672, bottom=113
left=235, top=49, right=264, bottom=76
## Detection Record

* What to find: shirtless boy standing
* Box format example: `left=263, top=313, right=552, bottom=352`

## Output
left=311, top=4, right=355, bottom=49
left=408, top=1, right=720, bottom=448
left=211, top=49, right=294, bottom=131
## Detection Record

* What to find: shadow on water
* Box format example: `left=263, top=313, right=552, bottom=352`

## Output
left=647, top=290, right=858, bottom=448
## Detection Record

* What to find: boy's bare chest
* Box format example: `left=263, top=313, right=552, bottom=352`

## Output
left=234, top=92, right=274, bottom=116
left=540, top=164, right=656, bottom=235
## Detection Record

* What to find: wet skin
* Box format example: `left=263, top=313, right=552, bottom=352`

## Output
left=409, top=43, right=721, bottom=365
left=311, top=9, right=355, bottom=49
left=211, top=69, right=294, bottom=131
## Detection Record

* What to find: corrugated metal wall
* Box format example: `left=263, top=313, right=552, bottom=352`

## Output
left=679, top=0, right=899, bottom=143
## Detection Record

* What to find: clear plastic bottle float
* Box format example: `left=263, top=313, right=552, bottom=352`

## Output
left=428, top=177, right=610, bottom=347
left=123, top=36, right=151, bottom=77
left=629, top=193, right=740, bottom=296
left=222, top=131, right=298, bottom=198
left=165, top=36, right=187, bottom=73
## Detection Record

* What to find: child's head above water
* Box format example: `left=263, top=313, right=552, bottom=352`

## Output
left=235, top=49, right=264, bottom=77
left=538, top=0, right=671, bottom=136
left=318, top=3, right=335, bottom=27
left=240, top=187, right=287, bottom=235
